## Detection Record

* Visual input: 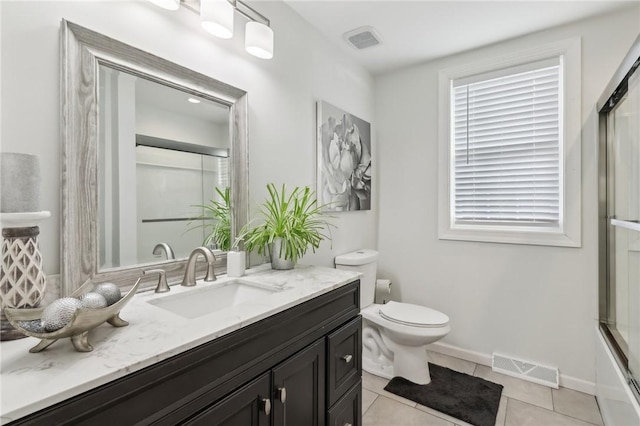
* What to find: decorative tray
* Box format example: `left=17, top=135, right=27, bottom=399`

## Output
left=4, top=277, right=142, bottom=353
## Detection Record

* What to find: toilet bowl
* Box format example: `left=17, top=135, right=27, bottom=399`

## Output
left=361, top=302, right=450, bottom=384
left=335, top=249, right=450, bottom=385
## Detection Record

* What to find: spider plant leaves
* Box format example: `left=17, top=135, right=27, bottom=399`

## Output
left=244, top=183, right=335, bottom=264
left=187, top=187, right=232, bottom=251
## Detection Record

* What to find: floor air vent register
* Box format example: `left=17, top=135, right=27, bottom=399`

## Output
left=492, top=352, right=559, bottom=388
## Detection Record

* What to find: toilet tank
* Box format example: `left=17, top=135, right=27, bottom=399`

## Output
left=334, top=249, right=378, bottom=308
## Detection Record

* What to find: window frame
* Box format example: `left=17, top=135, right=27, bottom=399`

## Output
left=437, top=38, right=582, bottom=247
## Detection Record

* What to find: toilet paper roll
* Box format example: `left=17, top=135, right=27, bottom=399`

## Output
left=375, top=279, right=392, bottom=304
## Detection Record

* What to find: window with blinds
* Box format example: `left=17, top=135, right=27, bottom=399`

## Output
left=451, top=59, right=562, bottom=228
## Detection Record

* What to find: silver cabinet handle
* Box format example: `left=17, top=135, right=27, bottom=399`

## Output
left=261, top=398, right=271, bottom=415
left=277, top=386, right=287, bottom=403
left=341, top=354, right=353, bottom=363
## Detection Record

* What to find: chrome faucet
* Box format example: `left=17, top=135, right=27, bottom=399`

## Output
left=181, top=247, right=217, bottom=287
left=152, top=243, right=175, bottom=260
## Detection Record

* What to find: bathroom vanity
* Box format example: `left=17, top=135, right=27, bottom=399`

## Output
left=0, top=266, right=362, bottom=425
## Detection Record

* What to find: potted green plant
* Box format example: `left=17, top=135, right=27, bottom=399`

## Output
left=244, top=183, right=334, bottom=270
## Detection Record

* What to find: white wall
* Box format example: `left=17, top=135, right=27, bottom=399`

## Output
left=375, top=8, right=639, bottom=388
left=0, top=0, right=377, bottom=275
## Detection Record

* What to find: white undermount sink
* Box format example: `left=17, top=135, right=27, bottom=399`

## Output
left=147, top=279, right=285, bottom=319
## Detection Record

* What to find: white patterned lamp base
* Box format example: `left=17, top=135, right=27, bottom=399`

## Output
left=0, top=211, right=50, bottom=341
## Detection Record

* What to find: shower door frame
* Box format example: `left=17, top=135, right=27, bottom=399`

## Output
left=597, top=33, right=640, bottom=404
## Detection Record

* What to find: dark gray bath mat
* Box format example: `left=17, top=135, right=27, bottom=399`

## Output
left=384, top=363, right=503, bottom=426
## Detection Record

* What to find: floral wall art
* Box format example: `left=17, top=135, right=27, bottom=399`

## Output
left=317, top=101, right=372, bottom=211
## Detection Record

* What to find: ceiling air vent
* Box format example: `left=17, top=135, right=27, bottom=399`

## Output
left=343, top=26, right=382, bottom=50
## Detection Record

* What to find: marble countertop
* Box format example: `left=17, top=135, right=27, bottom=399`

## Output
left=0, top=264, right=361, bottom=424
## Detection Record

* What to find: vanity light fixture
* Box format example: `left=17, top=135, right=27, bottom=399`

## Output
left=147, top=0, right=274, bottom=60
left=200, top=0, right=234, bottom=39
left=245, top=21, right=274, bottom=60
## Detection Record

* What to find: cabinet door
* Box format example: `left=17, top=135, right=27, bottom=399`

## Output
left=272, top=338, right=326, bottom=426
left=183, top=372, right=271, bottom=426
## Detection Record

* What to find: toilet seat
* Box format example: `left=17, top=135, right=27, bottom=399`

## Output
left=378, top=301, right=449, bottom=328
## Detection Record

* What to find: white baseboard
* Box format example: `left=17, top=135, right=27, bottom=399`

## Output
left=427, top=341, right=596, bottom=395
left=560, top=375, right=596, bottom=395
left=428, top=341, right=492, bottom=366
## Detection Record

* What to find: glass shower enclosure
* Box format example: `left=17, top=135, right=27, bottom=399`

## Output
left=598, top=35, right=640, bottom=404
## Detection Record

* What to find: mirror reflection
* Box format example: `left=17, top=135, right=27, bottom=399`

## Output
left=98, top=65, right=231, bottom=270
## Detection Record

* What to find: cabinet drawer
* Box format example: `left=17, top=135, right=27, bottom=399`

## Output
left=327, top=316, right=362, bottom=406
left=327, top=380, right=361, bottom=426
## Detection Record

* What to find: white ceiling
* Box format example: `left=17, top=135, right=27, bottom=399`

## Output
left=136, top=77, right=229, bottom=124
left=283, top=0, right=638, bottom=75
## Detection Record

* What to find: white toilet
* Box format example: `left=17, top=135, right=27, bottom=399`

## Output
left=335, top=249, right=450, bottom=385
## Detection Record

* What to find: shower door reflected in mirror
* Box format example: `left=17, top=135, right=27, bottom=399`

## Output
left=98, top=65, right=230, bottom=269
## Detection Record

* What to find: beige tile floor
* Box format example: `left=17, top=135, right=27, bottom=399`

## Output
left=362, top=351, right=604, bottom=426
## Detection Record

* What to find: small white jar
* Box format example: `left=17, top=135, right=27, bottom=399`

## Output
left=227, top=251, right=246, bottom=277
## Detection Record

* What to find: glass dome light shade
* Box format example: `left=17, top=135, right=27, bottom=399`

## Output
left=201, top=0, right=234, bottom=39
left=245, top=21, right=274, bottom=59
left=147, top=0, right=180, bottom=11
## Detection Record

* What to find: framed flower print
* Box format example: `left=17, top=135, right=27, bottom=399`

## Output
left=316, top=101, right=372, bottom=211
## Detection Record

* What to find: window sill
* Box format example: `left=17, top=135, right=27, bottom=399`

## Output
left=438, top=225, right=581, bottom=248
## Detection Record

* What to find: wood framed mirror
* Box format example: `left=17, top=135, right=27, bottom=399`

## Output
left=60, top=20, right=249, bottom=295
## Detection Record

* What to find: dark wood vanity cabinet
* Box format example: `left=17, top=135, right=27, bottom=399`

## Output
left=9, top=280, right=361, bottom=426
left=187, top=319, right=361, bottom=426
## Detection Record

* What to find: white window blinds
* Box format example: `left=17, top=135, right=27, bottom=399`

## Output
left=452, top=60, right=562, bottom=227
